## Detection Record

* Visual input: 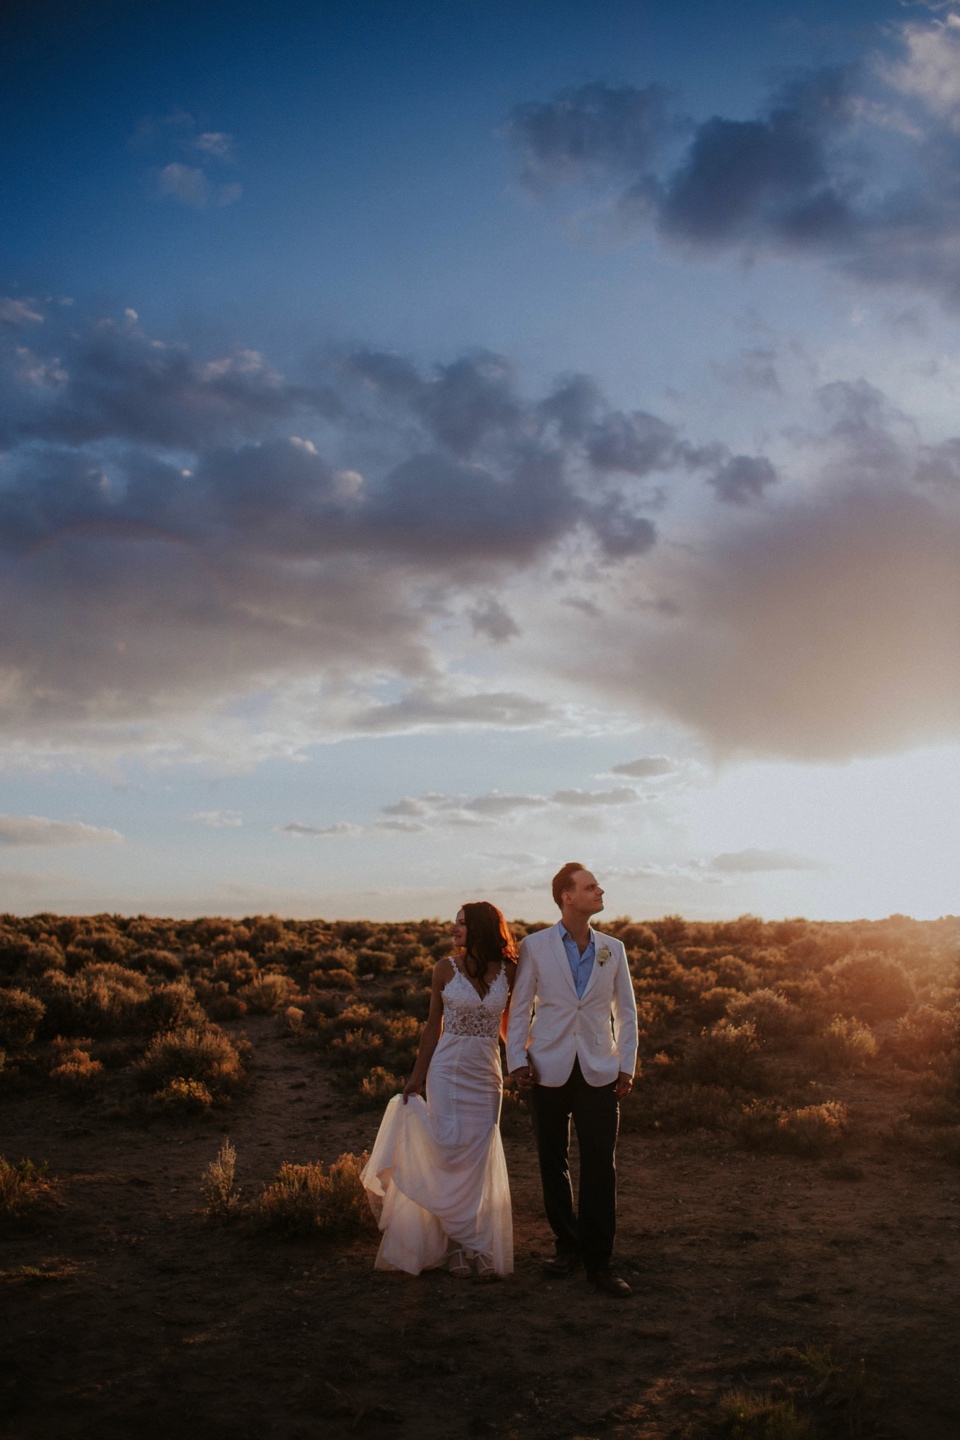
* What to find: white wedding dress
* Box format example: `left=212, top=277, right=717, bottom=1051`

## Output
left=361, top=961, right=513, bottom=1276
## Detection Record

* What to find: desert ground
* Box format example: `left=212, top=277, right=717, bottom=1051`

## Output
left=1, top=913, right=959, bottom=1439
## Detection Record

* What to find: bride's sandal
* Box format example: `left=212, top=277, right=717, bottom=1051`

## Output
left=473, top=1253, right=498, bottom=1283
left=447, top=1246, right=472, bottom=1278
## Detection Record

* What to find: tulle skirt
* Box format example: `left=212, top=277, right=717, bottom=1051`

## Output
left=361, top=1032, right=513, bottom=1275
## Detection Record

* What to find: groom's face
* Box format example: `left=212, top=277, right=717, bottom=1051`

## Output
left=564, top=869, right=604, bottom=918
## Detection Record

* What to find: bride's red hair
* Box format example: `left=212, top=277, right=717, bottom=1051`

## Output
left=461, top=901, right=517, bottom=996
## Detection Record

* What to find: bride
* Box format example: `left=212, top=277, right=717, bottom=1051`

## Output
left=361, top=902, right=517, bottom=1280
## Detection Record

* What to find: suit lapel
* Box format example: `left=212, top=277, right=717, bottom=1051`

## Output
left=580, top=927, right=603, bottom=1000
left=549, top=922, right=579, bottom=999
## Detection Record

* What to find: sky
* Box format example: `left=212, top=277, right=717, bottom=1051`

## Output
left=1, top=0, right=959, bottom=922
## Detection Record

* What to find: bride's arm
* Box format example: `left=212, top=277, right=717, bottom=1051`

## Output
left=402, top=957, right=452, bottom=1102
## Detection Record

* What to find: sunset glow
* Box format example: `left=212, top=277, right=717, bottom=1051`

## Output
left=2, top=0, right=959, bottom=920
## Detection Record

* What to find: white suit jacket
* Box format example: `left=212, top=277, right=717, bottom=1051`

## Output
left=505, top=921, right=638, bottom=1088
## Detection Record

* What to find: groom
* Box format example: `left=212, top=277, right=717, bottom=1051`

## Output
left=506, top=863, right=638, bottom=1297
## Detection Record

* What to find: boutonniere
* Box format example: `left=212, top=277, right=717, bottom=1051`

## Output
left=597, top=946, right=612, bottom=965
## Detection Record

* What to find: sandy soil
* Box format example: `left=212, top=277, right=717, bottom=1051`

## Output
left=1, top=1015, right=958, bottom=1440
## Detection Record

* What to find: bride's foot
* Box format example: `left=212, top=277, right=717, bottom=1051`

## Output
left=447, top=1246, right=472, bottom=1278
left=473, top=1253, right=498, bottom=1283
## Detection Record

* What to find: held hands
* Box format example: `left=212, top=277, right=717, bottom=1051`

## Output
left=510, top=1063, right=537, bottom=1091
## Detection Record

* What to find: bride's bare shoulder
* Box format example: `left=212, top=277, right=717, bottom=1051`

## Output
left=432, top=955, right=457, bottom=984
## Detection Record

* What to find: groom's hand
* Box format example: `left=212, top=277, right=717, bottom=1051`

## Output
left=510, top=1063, right=537, bottom=1091
left=615, top=1072, right=634, bottom=1100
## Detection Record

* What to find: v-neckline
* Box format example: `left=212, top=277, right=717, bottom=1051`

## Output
left=451, top=957, right=501, bottom=1002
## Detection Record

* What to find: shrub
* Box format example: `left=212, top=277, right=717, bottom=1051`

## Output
left=735, top=1099, right=847, bottom=1156
left=136, top=1025, right=245, bottom=1098
left=205, top=991, right=247, bottom=1020
left=313, top=946, right=358, bottom=976
left=808, top=1015, right=877, bottom=1074
left=0, top=988, right=45, bottom=1048
left=155, top=1077, right=214, bottom=1113
left=200, top=1138, right=241, bottom=1219
left=358, top=1067, right=402, bottom=1104
left=687, top=1021, right=764, bottom=1089
left=130, top=949, right=184, bottom=978
left=0, top=1157, right=58, bottom=1219
left=64, top=929, right=133, bottom=967
left=204, top=950, right=259, bottom=990
left=49, top=1047, right=104, bottom=1088
left=892, top=1005, right=957, bottom=1069
left=311, top=968, right=358, bottom=991
left=710, top=954, right=762, bottom=991
left=355, top=947, right=395, bottom=976
left=253, top=1153, right=375, bottom=1236
left=239, top=972, right=292, bottom=1013
left=690, top=986, right=740, bottom=1024
left=825, top=951, right=915, bottom=1023
left=726, top=988, right=802, bottom=1044
left=38, top=964, right=151, bottom=1036
left=138, top=981, right=205, bottom=1034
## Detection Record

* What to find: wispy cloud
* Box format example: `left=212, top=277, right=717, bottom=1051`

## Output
left=709, top=848, right=826, bottom=874
left=156, top=163, right=241, bottom=209
left=0, top=814, right=123, bottom=847
left=278, top=820, right=363, bottom=837
left=191, top=810, right=242, bottom=828
left=611, top=755, right=678, bottom=778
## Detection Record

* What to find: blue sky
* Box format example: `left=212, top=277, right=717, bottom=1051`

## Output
left=1, top=0, right=959, bottom=920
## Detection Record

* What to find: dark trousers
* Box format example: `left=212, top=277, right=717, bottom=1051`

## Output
left=529, top=1056, right=619, bottom=1271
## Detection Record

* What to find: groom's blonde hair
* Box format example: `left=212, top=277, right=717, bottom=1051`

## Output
left=552, top=862, right=586, bottom=909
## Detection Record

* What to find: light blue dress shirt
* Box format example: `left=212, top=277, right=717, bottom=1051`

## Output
left=560, top=925, right=595, bottom=998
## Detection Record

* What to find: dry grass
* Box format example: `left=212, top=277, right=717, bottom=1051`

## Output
left=49, top=1045, right=105, bottom=1088
left=735, top=1099, right=848, bottom=1156
left=0, top=1156, right=59, bottom=1220
left=154, top=1077, right=215, bottom=1113
left=707, top=1389, right=815, bottom=1439
left=200, top=1138, right=241, bottom=1219
left=357, top=1066, right=402, bottom=1105
left=252, top=1152, right=375, bottom=1237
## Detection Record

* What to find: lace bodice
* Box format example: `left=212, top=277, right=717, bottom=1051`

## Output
left=442, top=961, right=508, bottom=1038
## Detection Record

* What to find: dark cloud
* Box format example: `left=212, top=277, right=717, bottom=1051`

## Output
left=611, top=756, right=677, bottom=778
left=658, top=68, right=855, bottom=249
left=707, top=454, right=778, bottom=505
left=1, top=307, right=744, bottom=740
left=508, top=81, right=676, bottom=192
left=711, top=348, right=781, bottom=395
left=468, top=596, right=520, bottom=643
left=508, top=17, right=960, bottom=309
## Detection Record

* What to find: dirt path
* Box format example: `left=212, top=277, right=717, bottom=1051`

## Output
left=2, top=1019, right=959, bottom=1439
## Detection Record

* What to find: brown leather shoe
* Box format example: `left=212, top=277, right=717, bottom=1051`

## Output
left=586, top=1268, right=632, bottom=1297
left=541, top=1251, right=580, bottom=1277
